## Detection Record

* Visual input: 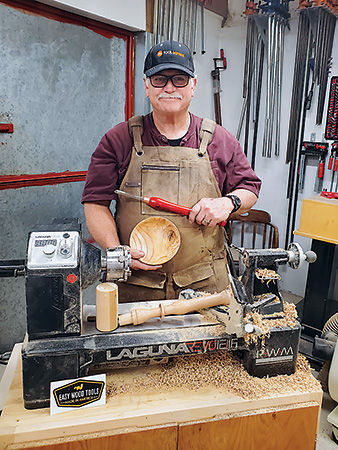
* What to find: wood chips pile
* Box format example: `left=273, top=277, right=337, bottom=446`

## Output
left=243, top=300, right=299, bottom=345
left=106, top=351, right=321, bottom=401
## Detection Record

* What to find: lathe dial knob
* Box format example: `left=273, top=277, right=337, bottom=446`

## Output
left=42, top=245, right=56, bottom=258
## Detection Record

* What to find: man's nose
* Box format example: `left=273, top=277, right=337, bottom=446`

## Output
left=164, top=79, right=175, bottom=92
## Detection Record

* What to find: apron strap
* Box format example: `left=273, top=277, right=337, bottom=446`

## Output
left=198, top=118, right=216, bottom=157
left=128, top=115, right=215, bottom=157
left=128, top=115, right=144, bottom=155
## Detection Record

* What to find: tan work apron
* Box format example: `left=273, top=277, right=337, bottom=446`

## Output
left=115, top=116, right=229, bottom=302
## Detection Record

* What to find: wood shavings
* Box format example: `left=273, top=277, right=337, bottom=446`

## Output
left=106, top=351, right=321, bottom=401
left=243, top=301, right=299, bottom=345
left=255, top=268, right=281, bottom=285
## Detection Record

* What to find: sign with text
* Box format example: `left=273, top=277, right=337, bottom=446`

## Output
left=50, top=374, right=106, bottom=415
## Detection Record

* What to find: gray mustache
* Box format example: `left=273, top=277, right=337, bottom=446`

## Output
left=157, top=93, right=183, bottom=99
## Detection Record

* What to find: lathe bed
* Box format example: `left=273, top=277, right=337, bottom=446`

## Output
left=22, top=300, right=301, bottom=409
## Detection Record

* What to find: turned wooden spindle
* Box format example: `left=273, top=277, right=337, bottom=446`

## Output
left=118, top=290, right=232, bottom=327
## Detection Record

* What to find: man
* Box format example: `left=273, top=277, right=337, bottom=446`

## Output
left=82, top=40, right=261, bottom=302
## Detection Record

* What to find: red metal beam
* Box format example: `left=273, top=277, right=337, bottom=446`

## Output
left=0, top=123, right=14, bottom=133
left=0, top=171, right=87, bottom=190
left=125, top=35, right=135, bottom=120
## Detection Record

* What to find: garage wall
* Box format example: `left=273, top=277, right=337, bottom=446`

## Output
left=0, top=2, right=128, bottom=353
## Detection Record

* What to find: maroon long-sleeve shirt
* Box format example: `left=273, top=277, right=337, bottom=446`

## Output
left=82, top=113, right=261, bottom=204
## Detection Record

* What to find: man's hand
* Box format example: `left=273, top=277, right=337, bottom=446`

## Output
left=130, top=249, right=162, bottom=271
left=188, top=190, right=258, bottom=227
left=188, top=197, right=233, bottom=227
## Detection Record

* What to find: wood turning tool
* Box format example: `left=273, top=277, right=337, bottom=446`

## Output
left=115, top=189, right=227, bottom=226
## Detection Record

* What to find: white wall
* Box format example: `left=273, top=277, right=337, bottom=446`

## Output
left=36, top=0, right=146, bottom=31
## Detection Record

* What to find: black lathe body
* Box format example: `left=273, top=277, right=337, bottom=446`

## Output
left=0, top=220, right=315, bottom=409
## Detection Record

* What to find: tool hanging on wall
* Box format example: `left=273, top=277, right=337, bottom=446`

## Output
left=321, top=190, right=338, bottom=199
left=325, top=77, right=338, bottom=141
left=237, top=0, right=291, bottom=168
left=324, top=78, right=338, bottom=192
left=211, top=49, right=227, bottom=125
left=327, top=141, right=338, bottom=192
left=151, top=0, right=208, bottom=54
left=286, top=4, right=336, bottom=167
left=284, top=2, right=337, bottom=248
left=297, top=141, right=329, bottom=193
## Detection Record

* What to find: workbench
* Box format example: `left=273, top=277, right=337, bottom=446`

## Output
left=0, top=343, right=323, bottom=450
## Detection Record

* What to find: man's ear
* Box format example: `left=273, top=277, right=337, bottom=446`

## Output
left=144, top=77, right=150, bottom=97
left=190, top=77, right=197, bottom=97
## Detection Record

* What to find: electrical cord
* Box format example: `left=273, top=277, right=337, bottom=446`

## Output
left=0, top=352, right=11, bottom=365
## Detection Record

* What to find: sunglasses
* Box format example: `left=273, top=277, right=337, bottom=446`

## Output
left=149, top=74, right=190, bottom=88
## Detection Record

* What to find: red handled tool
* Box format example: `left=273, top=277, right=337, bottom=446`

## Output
left=115, top=190, right=227, bottom=226
left=320, top=190, right=338, bottom=199
left=300, top=142, right=329, bottom=193
left=328, top=142, right=338, bottom=192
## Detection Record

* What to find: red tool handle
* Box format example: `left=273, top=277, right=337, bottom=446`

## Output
left=328, top=156, right=333, bottom=170
left=148, top=197, right=191, bottom=215
left=318, top=162, right=325, bottom=178
left=220, top=49, right=227, bottom=69
left=147, top=197, right=227, bottom=227
left=321, top=191, right=338, bottom=199
left=334, top=158, right=338, bottom=171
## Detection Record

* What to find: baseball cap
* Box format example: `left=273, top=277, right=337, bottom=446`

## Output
left=144, top=40, right=195, bottom=78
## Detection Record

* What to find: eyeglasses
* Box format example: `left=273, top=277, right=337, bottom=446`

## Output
left=149, top=74, right=190, bottom=88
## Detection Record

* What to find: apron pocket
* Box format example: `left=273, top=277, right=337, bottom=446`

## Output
left=173, top=261, right=214, bottom=288
left=141, top=164, right=180, bottom=215
left=126, top=270, right=167, bottom=289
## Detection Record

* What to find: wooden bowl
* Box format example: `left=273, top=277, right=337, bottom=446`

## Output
left=130, top=217, right=181, bottom=265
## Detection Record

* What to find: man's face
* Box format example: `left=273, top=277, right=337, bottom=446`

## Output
left=144, top=69, right=197, bottom=115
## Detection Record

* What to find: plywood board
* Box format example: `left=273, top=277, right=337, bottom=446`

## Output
left=178, top=405, right=320, bottom=450
left=16, top=426, right=178, bottom=450
left=0, top=346, right=322, bottom=449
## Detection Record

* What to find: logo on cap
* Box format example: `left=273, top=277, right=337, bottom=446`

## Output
left=157, top=50, right=163, bottom=57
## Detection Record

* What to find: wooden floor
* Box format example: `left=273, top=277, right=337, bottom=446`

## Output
left=0, top=344, right=323, bottom=450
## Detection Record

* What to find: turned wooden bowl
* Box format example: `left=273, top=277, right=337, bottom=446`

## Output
left=130, top=217, right=181, bottom=265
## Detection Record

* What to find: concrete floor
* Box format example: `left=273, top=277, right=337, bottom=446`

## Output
left=281, top=290, right=338, bottom=449
left=317, top=391, right=338, bottom=449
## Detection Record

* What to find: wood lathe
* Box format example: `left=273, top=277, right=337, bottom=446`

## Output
left=0, top=218, right=316, bottom=409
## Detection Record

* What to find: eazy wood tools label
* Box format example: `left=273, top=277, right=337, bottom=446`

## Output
left=50, top=374, right=106, bottom=415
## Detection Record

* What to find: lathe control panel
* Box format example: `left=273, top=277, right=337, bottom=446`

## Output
left=27, top=231, right=80, bottom=270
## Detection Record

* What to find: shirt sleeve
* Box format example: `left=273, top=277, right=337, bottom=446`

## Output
left=208, top=125, right=262, bottom=197
left=81, top=122, right=132, bottom=204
